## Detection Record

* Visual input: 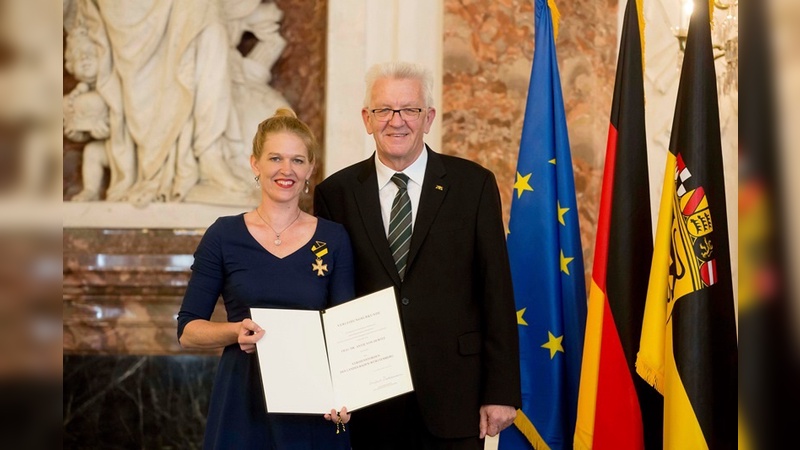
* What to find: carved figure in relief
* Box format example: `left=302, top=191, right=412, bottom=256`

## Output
left=63, top=23, right=113, bottom=201
left=63, top=0, right=290, bottom=207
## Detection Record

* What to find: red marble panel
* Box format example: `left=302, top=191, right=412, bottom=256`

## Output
left=63, top=228, right=224, bottom=355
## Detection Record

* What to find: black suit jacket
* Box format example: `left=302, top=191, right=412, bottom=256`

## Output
left=314, top=147, right=521, bottom=439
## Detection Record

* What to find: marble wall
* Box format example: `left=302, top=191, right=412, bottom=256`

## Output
left=63, top=354, right=218, bottom=449
left=62, top=228, right=222, bottom=446
left=441, top=0, right=617, bottom=287
left=63, top=228, right=223, bottom=355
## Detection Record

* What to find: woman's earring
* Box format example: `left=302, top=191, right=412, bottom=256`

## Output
left=254, top=175, right=260, bottom=188
left=303, top=179, right=310, bottom=194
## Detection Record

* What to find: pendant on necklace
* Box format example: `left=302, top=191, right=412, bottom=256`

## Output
left=274, top=237, right=282, bottom=246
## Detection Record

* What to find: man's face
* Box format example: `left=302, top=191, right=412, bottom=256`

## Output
left=362, top=77, right=435, bottom=169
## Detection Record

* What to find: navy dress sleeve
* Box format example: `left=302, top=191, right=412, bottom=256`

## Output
left=176, top=218, right=224, bottom=339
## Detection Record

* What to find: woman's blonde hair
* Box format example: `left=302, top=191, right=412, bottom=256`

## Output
left=252, top=108, right=318, bottom=164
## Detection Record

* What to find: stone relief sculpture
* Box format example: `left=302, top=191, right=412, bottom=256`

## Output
left=63, top=0, right=290, bottom=207
left=63, top=22, right=113, bottom=201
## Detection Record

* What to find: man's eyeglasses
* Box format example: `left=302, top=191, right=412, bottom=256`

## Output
left=369, top=108, right=425, bottom=122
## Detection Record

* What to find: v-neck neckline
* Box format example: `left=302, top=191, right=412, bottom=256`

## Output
left=241, top=213, right=317, bottom=260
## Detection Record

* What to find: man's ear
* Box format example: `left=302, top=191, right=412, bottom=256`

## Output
left=362, top=108, right=375, bottom=135
left=423, top=107, right=436, bottom=134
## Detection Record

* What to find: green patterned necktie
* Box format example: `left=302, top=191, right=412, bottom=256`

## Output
left=388, top=173, right=412, bottom=280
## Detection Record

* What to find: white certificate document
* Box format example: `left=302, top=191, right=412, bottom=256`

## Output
left=250, top=287, right=413, bottom=414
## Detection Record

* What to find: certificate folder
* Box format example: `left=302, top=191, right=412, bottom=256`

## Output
left=251, top=287, right=414, bottom=414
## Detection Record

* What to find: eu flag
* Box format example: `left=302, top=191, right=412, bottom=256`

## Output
left=498, top=1, right=587, bottom=449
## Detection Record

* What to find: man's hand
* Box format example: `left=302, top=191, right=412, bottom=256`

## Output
left=479, top=404, right=517, bottom=438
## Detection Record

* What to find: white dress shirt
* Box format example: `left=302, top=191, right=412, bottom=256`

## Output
left=375, top=149, right=428, bottom=237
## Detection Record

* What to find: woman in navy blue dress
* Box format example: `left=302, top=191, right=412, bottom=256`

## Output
left=177, top=108, right=354, bottom=449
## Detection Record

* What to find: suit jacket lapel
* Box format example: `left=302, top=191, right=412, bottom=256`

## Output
left=354, top=155, right=403, bottom=285
left=407, top=146, right=448, bottom=272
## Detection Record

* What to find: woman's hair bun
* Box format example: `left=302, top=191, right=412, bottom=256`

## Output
left=273, top=108, right=297, bottom=119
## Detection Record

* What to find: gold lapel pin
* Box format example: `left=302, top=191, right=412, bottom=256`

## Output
left=435, top=185, right=444, bottom=191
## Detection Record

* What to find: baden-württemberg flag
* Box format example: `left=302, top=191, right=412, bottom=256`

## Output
left=498, top=1, right=586, bottom=449
left=574, top=1, right=663, bottom=449
left=635, top=1, right=737, bottom=448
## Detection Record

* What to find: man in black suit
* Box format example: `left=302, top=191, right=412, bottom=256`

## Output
left=314, top=61, right=521, bottom=450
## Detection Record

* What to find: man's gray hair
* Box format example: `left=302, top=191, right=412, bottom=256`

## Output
left=363, top=61, right=434, bottom=108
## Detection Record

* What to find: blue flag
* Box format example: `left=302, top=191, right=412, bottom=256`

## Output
left=498, top=1, right=587, bottom=449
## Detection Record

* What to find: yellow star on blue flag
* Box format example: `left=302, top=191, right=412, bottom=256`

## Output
left=557, top=201, right=569, bottom=225
left=514, top=172, right=534, bottom=199
left=560, top=250, right=575, bottom=275
left=541, top=331, right=565, bottom=359
left=517, top=308, right=528, bottom=326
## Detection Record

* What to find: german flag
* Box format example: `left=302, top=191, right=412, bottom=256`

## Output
left=574, top=1, right=662, bottom=448
left=635, top=1, right=738, bottom=448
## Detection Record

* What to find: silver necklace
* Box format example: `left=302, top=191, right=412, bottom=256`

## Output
left=255, top=208, right=301, bottom=246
